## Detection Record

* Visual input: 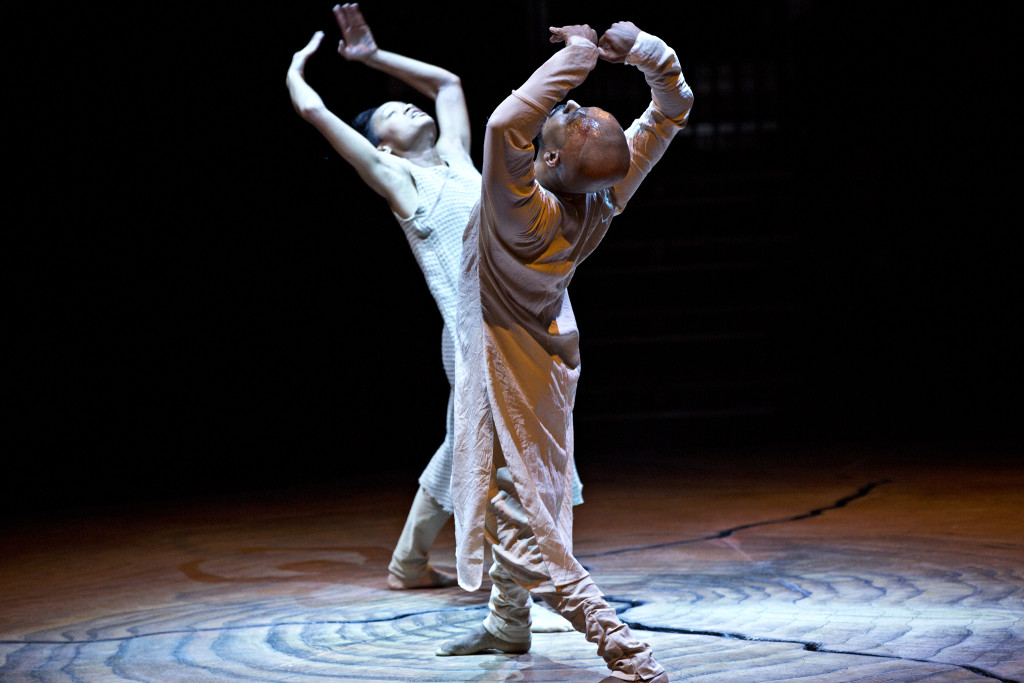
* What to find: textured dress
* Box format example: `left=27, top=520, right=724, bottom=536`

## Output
left=393, top=151, right=481, bottom=513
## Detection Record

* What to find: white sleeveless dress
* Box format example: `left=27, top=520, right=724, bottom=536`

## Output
left=394, top=152, right=481, bottom=512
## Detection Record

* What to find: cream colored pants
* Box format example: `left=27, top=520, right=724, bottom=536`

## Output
left=482, top=467, right=664, bottom=681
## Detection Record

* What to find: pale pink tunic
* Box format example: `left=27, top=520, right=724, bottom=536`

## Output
left=453, top=32, right=694, bottom=591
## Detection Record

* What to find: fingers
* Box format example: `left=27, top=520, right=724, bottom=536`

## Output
left=303, top=30, right=324, bottom=54
left=333, top=4, right=362, bottom=34
left=338, top=3, right=367, bottom=32
left=292, top=31, right=324, bottom=70
left=548, top=25, right=597, bottom=45
left=333, top=5, right=348, bottom=33
left=597, top=33, right=618, bottom=59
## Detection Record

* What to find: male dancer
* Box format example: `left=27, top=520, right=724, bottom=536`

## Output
left=442, top=20, right=693, bottom=682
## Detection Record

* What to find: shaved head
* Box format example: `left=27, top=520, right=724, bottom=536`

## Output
left=535, top=102, right=630, bottom=195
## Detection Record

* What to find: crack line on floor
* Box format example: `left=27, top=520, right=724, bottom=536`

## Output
left=627, top=619, right=1018, bottom=683
left=579, top=479, right=891, bottom=558
left=598, top=595, right=1019, bottom=683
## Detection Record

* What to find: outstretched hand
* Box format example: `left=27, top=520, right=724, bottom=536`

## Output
left=598, top=21, right=641, bottom=63
left=548, top=24, right=599, bottom=47
left=290, top=31, right=324, bottom=75
left=334, top=3, right=378, bottom=61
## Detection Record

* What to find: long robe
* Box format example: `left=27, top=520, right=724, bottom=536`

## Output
left=453, top=32, right=694, bottom=591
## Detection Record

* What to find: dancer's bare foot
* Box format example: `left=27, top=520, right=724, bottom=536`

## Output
left=435, top=624, right=530, bottom=656
left=529, top=601, right=573, bottom=632
left=387, top=567, right=458, bottom=590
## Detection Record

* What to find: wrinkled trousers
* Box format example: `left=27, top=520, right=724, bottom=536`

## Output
left=482, top=467, right=663, bottom=681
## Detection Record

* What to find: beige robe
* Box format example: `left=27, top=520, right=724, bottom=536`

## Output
left=453, top=32, right=694, bottom=591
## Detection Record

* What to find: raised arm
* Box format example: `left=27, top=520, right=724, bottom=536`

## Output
left=286, top=31, right=418, bottom=217
left=600, top=22, right=694, bottom=211
left=333, top=3, right=471, bottom=157
left=482, top=26, right=600, bottom=236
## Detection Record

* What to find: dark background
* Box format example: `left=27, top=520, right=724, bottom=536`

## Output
left=8, top=1, right=1018, bottom=513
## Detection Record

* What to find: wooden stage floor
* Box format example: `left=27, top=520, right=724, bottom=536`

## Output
left=2, top=442, right=1022, bottom=682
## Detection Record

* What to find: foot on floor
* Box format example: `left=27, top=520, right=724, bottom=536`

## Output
left=435, top=625, right=530, bottom=656
left=387, top=566, right=458, bottom=590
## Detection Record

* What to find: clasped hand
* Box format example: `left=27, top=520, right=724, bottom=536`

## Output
left=548, top=21, right=641, bottom=63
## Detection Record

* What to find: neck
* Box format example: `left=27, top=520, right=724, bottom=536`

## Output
left=537, top=174, right=585, bottom=200
left=403, top=145, right=444, bottom=167
left=394, top=133, right=444, bottom=167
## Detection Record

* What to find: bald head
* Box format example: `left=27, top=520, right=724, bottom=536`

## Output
left=535, top=101, right=630, bottom=195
